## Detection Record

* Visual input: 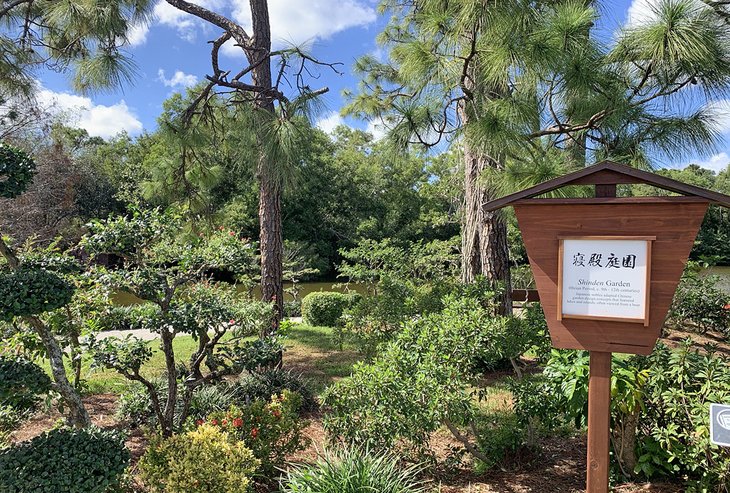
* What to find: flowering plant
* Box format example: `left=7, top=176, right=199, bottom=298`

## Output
left=203, top=390, right=309, bottom=473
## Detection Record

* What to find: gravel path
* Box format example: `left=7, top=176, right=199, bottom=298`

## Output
left=94, top=317, right=304, bottom=341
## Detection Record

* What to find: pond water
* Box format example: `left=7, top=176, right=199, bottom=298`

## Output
left=708, top=266, right=730, bottom=293
left=112, top=281, right=368, bottom=306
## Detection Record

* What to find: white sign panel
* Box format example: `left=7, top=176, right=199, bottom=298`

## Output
left=559, top=237, right=652, bottom=324
left=711, top=403, right=730, bottom=447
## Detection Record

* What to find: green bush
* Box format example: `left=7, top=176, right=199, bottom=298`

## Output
left=0, top=142, right=36, bottom=199
left=116, top=380, right=236, bottom=428
left=280, top=447, right=427, bottom=493
left=283, top=300, right=302, bottom=317
left=0, top=269, right=74, bottom=321
left=323, top=293, right=547, bottom=454
left=669, top=268, right=730, bottom=335
left=138, top=424, right=258, bottom=493
left=0, top=426, right=129, bottom=493
left=0, top=357, right=52, bottom=410
left=233, top=368, right=316, bottom=412
left=98, top=303, right=160, bottom=332
left=301, top=291, right=358, bottom=327
left=205, top=390, right=309, bottom=474
left=0, top=406, right=22, bottom=448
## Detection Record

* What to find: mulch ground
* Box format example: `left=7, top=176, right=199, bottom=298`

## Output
left=11, top=394, right=685, bottom=493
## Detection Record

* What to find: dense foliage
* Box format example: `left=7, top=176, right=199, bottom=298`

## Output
left=233, top=368, right=316, bottom=412
left=669, top=265, right=730, bottom=335
left=0, top=269, right=74, bottom=321
left=301, top=291, right=360, bottom=327
left=0, top=427, right=129, bottom=493
left=0, top=142, right=36, bottom=199
left=139, top=424, right=258, bottom=493
left=0, top=357, right=52, bottom=411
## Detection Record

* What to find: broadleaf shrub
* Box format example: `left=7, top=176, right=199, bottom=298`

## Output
left=138, top=424, right=258, bottom=493
left=0, top=356, right=52, bottom=410
left=0, top=142, right=36, bottom=199
left=668, top=266, right=730, bottom=335
left=0, top=269, right=74, bottom=321
left=204, top=390, right=309, bottom=473
left=280, top=447, right=427, bottom=493
left=0, top=426, right=129, bottom=493
left=301, top=291, right=359, bottom=327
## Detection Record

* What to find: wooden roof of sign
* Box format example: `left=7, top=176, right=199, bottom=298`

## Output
left=484, top=160, right=730, bottom=211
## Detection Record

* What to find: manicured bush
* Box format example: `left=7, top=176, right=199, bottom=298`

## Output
left=669, top=268, right=730, bottom=335
left=138, top=424, right=258, bottom=493
left=234, top=368, right=317, bottom=412
left=0, top=142, right=36, bottom=199
left=0, top=356, right=52, bottom=410
left=280, top=447, right=427, bottom=493
left=283, top=300, right=302, bottom=317
left=0, top=426, right=129, bottom=493
left=301, top=291, right=358, bottom=327
left=0, top=269, right=74, bottom=321
left=204, top=390, right=309, bottom=474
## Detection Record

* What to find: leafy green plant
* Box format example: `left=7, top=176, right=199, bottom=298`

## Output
left=204, top=390, right=309, bottom=474
left=0, top=356, right=52, bottom=410
left=138, top=424, right=258, bottom=493
left=0, top=142, right=36, bottom=199
left=669, top=266, right=730, bottom=335
left=0, top=269, right=74, bottom=321
left=301, top=291, right=358, bottom=327
left=0, top=426, right=129, bottom=493
left=234, top=368, right=316, bottom=412
left=323, top=291, right=546, bottom=459
left=280, top=446, right=427, bottom=493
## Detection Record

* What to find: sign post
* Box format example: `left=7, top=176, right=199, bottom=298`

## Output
left=484, top=161, right=730, bottom=493
left=710, top=403, right=730, bottom=447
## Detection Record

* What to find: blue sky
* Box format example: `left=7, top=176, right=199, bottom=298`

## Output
left=35, top=0, right=730, bottom=173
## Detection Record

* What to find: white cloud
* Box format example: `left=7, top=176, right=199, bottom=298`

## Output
left=158, top=69, right=199, bottom=88
left=230, top=0, right=376, bottom=49
left=153, top=0, right=226, bottom=41
left=366, top=120, right=387, bottom=141
left=126, top=22, right=150, bottom=46
left=626, top=0, right=708, bottom=26
left=36, top=87, right=143, bottom=139
left=692, top=152, right=730, bottom=173
left=316, top=111, right=344, bottom=134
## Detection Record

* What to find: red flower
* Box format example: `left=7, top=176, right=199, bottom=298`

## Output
left=195, top=419, right=204, bottom=426
left=229, top=319, right=236, bottom=325
left=219, top=226, right=225, bottom=231
left=233, top=418, right=243, bottom=428
left=211, top=419, right=219, bottom=426
left=250, top=427, right=259, bottom=438
left=272, top=409, right=282, bottom=419
left=229, top=231, right=236, bottom=236
left=222, top=419, right=228, bottom=426
left=724, top=303, right=730, bottom=310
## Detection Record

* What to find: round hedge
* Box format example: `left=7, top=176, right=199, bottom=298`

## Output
left=0, top=142, right=36, bottom=199
left=0, top=426, right=129, bottom=493
left=0, top=269, right=75, bottom=321
left=301, top=291, right=360, bottom=327
left=0, top=357, right=52, bottom=410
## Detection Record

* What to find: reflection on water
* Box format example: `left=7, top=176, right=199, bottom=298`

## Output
left=112, top=281, right=368, bottom=306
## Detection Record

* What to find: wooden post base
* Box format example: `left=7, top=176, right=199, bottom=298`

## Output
left=587, top=351, right=612, bottom=493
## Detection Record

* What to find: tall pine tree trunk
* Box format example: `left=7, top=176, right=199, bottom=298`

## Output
left=458, top=103, right=512, bottom=315
left=250, top=0, right=283, bottom=334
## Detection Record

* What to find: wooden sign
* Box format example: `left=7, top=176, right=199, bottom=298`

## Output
left=485, top=161, right=730, bottom=493
left=514, top=199, right=707, bottom=355
left=558, top=236, right=653, bottom=326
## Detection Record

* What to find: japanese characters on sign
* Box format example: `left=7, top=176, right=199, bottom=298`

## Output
left=559, top=237, right=653, bottom=324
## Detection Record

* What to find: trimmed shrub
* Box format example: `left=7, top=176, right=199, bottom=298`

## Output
left=301, top=291, right=359, bottom=327
left=280, top=447, right=427, bottom=493
left=669, top=269, right=730, bottom=335
left=233, top=368, right=316, bottom=412
left=0, top=357, right=52, bottom=410
left=205, top=390, right=309, bottom=474
left=0, top=269, right=74, bottom=321
left=283, top=300, right=302, bottom=318
left=138, top=424, right=258, bottom=493
left=0, top=142, right=36, bottom=199
left=0, top=426, right=129, bottom=493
